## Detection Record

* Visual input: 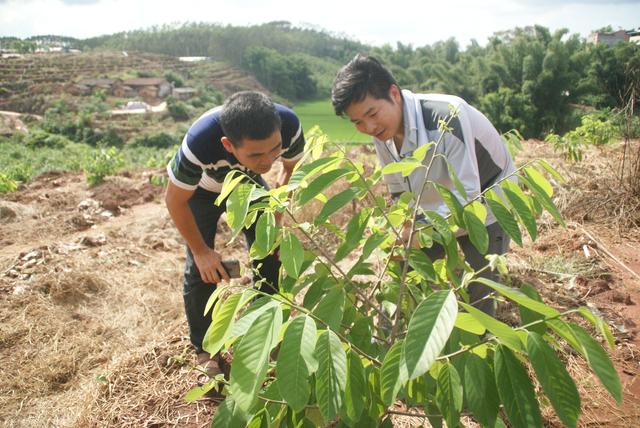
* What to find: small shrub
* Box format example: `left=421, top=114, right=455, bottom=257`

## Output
left=135, top=70, right=157, bottom=78
left=189, top=86, right=223, bottom=108
left=130, top=132, right=179, bottom=149
left=84, top=146, right=124, bottom=186
left=0, top=173, right=18, bottom=193
left=22, top=129, right=71, bottom=148
left=167, top=96, right=191, bottom=121
left=546, top=113, right=618, bottom=162
left=164, top=71, right=184, bottom=88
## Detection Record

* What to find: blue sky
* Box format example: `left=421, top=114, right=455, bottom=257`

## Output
left=0, top=0, right=638, bottom=47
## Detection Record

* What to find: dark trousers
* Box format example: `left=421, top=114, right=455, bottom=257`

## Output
left=423, top=221, right=510, bottom=316
left=183, top=185, right=280, bottom=353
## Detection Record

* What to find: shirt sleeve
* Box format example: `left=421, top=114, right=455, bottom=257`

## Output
left=281, top=120, right=305, bottom=161
left=166, top=135, right=203, bottom=190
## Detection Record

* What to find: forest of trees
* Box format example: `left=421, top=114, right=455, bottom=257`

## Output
left=6, top=22, right=638, bottom=139
left=77, top=22, right=640, bottom=139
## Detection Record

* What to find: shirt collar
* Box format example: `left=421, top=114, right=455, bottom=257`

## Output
left=373, top=89, right=419, bottom=158
left=399, top=89, right=419, bottom=157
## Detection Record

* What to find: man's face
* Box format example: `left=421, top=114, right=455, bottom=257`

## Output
left=344, top=85, right=403, bottom=141
left=222, top=130, right=282, bottom=175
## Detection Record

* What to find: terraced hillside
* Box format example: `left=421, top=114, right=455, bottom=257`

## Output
left=0, top=51, right=267, bottom=114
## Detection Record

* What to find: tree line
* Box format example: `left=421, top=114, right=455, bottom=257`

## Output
left=7, top=22, right=639, bottom=139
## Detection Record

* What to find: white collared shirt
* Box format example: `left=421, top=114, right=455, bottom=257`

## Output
left=373, top=89, right=515, bottom=227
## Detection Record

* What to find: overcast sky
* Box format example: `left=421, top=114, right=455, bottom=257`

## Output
left=0, top=0, right=638, bottom=47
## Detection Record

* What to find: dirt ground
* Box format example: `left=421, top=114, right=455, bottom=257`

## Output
left=1, top=141, right=639, bottom=427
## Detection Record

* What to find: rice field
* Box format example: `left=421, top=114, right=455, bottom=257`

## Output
left=294, top=99, right=371, bottom=144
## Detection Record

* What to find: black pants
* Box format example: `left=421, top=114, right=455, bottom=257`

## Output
left=423, top=222, right=510, bottom=316
left=183, top=185, right=280, bottom=353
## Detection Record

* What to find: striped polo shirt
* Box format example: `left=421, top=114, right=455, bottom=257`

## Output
left=167, top=104, right=305, bottom=193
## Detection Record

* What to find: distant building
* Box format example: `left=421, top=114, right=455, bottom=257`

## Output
left=588, top=29, right=630, bottom=47
left=68, top=77, right=172, bottom=100
left=178, top=56, right=208, bottom=62
left=172, top=87, right=198, bottom=100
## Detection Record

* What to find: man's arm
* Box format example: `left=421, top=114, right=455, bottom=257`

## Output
left=277, top=157, right=298, bottom=188
left=165, top=181, right=230, bottom=284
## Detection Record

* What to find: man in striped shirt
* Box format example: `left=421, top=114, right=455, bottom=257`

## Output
left=165, top=91, right=305, bottom=378
left=331, top=55, right=514, bottom=316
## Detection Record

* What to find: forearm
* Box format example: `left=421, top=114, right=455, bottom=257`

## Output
left=167, top=203, right=210, bottom=254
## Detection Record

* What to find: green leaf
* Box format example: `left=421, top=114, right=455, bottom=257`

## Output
left=203, top=284, right=227, bottom=317
left=277, top=315, right=318, bottom=412
left=316, top=187, right=360, bottom=224
left=577, top=306, right=615, bottom=349
left=281, top=232, right=304, bottom=278
left=494, top=344, right=543, bottom=427
left=381, top=340, right=409, bottom=406
left=436, top=362, right=463, bottom=428
left=362, top=232, right=390, bottom=260
left=211, top=396, right=249, bottom=428
left=473, top=278, right=560, bottom=318
left=382, top=160, right=423, bottom=177
left=459, top=302, right=523, bottom=352
left=463, top=204, right=488, bottom=254
left=548, top=319, right=584, bottom=355
left=446, top=159, right=468, bottom=200
left=403, top=290, right=458, bottom=380
left=464, top=354, right=499, bottom=427
left=288, top=156, right=341, bottom=191
left=229, top=305, right=283, bottom=412
left=184, top=380, right=216, bottom=403
left=434, top=183, right=465, bottom=227
left=527, top=332, right=581, bottom=428
left=425, top=210, right=453, bottom=243
left=523, top=166, right=553, bottom=197
left=246, top=408, right=270, bottom=428
left=518, top=283, right=547, bottom=334
left=312, top=287, right=346, bottom=331
left=454, top=312, right=486, bottom=336
left=250, top=211, right=277, bottom=259
left=334, top=208, right=372, bottom=262
left=315, top=330, right=348, bottom=423
left=570, top=323, right=622, bottom=404
left=485, top=190, right=523, bottom=246
left=502, top=181, right=537, bottom=241
left=520, top=172, right=565, bottom=227
left=203, top=291, right=251, bottom=356
left=297, top=168, right=352, bottom=206
left=412, top=142, right=433, bottom=161
left=215, top=170, right=245, bottom=205
left=344, top=350, right=368, bottom=422
left=408, top=249, right=436, bottom=282
left=536, top=159, right=565, bottom=183
left=230, top=298, right=280, bottom=339
left=226, top=183, right=256, bottom=237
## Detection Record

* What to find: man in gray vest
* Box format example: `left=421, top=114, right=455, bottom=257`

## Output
left=331, top=54, right=515, bottom=316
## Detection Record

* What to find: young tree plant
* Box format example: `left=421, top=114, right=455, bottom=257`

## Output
left=188, top=125, right=621, bottom=428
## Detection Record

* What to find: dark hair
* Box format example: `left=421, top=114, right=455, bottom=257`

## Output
left=220, top=91, right=282, bottom=146
left=331, top=54, right=400, bottom=116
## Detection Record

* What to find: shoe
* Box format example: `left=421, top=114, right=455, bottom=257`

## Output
left=196, top=351, right=225, bottom=399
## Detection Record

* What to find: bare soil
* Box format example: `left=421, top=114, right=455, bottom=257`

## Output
left=0, top=141, right=639, bottom=427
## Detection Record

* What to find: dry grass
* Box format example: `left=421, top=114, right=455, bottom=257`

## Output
left=0, top=204, right=188, bottom=427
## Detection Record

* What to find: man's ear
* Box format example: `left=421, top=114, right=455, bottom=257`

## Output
left=389, top=84, right=402, bottom=104
left=221, top=136, right=234, bottom=153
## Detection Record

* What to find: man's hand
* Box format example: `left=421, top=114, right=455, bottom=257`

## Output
left=193, top=248, right=231, bottom=284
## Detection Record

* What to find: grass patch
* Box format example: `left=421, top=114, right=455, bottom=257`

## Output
left=0, top=137, right=171, bottom=186
left=295, top=98, right=371, bottom=144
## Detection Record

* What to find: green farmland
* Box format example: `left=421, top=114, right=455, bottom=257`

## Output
left=294, top=99, right=371, bottom=144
